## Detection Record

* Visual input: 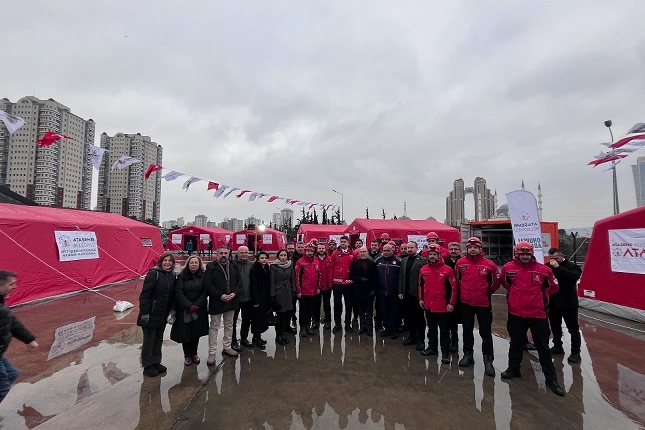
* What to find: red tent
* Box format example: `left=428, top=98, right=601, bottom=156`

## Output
left=578, top=206, right=645, bottom=323
left=296, top=224, right=347, bottom=245
left=344, top=219, right=460, bottom=247
left=0, top=203, right=164, bottom=306
left=230, top=228, right=288, bottom=253
left=166, top=226, right=232, bottom=253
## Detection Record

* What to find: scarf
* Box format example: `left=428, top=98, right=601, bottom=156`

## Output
left=274, top=260, right=292, bottom=269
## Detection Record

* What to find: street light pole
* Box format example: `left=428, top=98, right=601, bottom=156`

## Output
left=332, top=189, right=344, bottom=223
left=604, top=120, right=620, bottom=215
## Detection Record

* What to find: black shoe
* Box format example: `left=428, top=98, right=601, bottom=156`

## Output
left=324, top=322, right=331, bottom=330
left=501, top=368, right=521, bottom=379
left=450, top=342, right=459, bottom=353
left=154, top=363, right=167, bottom=373
left=380, top=329, right=392, bottom=338
left=402, top=337, right=417, bottom=346
left=358, top=327, right=367, bottom=334
left=143, top=366, right=160, bottom=377
left=346, top=325, right=353, bottom=333
left=421, top=347, right=438, bottom=356
left=276, top=336, right=287, bottom=345
left=231, top=342, right=242, bottom=352
left=483, top=356, right=495, bottom=377
left=546, top=380, right=565, bottom=396
left=254, top=339, right=266, bottom=350
left=300, top=330, right=308, bottom=337
left=306, top=328, right=315, bottom=336
left=550, top=346, right=565, bottom=354
left=416, top=341, right=425, bottom=351
left=524, top=342, right=537, bottom=351
left=258, top=338, right=267, bottom=346
left=567, top=353, right=581, bottom=363
left=332, top=325, right=342, bottom=333
left=241, top=339, right=254, bottom=348
left=441, top=355, right=451, bottom=364
left=458, top=354, right=474, bottom=368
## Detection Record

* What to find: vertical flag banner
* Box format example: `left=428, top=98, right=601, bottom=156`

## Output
left=89, top=145, right=107, bottom=170
left=0, top=110, right=25, bottom=134
left=506, top=190, right=544, bottom=262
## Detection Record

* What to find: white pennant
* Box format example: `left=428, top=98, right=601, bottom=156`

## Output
left=111, top=155, right=141, bottom=171
left=183, top=176, right=202, bottom=191
left=89, top=145, right=107, bottom=170
left=0, top=110, right=25, bottom=134
left=214, top=184, right=230, bottom=198
left=223, top=187, right=240, bottom=198
left=162, top=170, right=184, bottom=181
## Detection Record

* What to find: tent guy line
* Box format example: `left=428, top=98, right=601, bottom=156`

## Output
left=578, top=312, right=645, bottom=334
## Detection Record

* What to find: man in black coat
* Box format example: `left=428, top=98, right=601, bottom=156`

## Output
left=204, top=246, right=242, bottom=366
left=547, top=248, right=583, bottom=363
left=349, top=247, right=379, bottom=336
left=398, top=241, right=427, bottom=351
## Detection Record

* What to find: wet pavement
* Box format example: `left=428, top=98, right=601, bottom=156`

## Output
left=0, top=279, right=644, bottom=430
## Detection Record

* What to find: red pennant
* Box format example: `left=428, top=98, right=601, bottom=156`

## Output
left=35, top=131, right=72, bottom=147
left=267, top=195, right=279, bottom=203
left=144, top=164, right=163, bottom=179
left=207, top=181, right=219, bottom=191
left=236, top=190, right=251, bottom=198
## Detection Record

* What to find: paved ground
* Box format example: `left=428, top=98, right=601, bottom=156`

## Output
left=0, top=279, right=644, bottom=429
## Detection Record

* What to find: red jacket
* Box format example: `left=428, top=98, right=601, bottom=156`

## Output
left=329, top=248, right=355, bottom=285
left=499, top=257, right=559, bottom=319
left=316, top=254, right=332, bottom=291
left=455, top=254, right=499, bottom=308
left=418, top=259, right=457, bottom=312
left=295, top=255, right=320, bottom=296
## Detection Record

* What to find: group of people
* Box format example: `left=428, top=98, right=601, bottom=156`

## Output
left=136, top=232, right=583, bottom=397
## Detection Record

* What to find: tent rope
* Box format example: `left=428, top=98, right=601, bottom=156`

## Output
left=75, top=226, right=143, bottom=278
left=0, top=227, right=119, bottom=303
left=125, top=228, right=162, bottom=262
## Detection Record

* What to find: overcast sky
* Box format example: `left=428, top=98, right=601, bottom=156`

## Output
left=4, top=1, right=645, bottom=228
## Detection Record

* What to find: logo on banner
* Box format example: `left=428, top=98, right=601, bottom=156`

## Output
left=517, top=211, right=530, bottom=221
left=54, top=231, right=100, bottom=262
left=609, top=228, right=645, bottom=274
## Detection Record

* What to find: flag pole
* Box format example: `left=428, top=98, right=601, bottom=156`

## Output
left=605, top=120, right=620, bottom=215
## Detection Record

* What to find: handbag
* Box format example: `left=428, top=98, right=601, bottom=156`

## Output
left=266, top=311, right=278, bottom=326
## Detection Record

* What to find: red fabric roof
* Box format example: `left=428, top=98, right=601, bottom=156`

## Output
left=344, top=218, right=460, bottom=244
left=165, top=226, right=232, bottom=251
left=0, top=204, right=164, bottom=306
left=230, top=228, right=288, bottom=252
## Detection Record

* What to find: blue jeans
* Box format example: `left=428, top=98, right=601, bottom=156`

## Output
left=0, top=357, right=19, bottom=403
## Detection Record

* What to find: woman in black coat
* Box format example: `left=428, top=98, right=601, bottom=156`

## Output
left=249, top=251, right=271, bottom=349
left=170, top=256, right=209, bottom=366
left=271, top=249, right=296, bottom=345
left=137, top=253, right=176, bottom=377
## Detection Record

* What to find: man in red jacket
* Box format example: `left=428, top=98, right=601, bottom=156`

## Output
left=418, top=244, right=457, bottom=364
left=295, top=243, right=320, bottom=337
left=316, top=243, right=333, bottom=329
left=455, top=237, right=499, bottom=376
left=330, top=236, right=356, bottom=333
left=499, top=241, right=565, bottom=396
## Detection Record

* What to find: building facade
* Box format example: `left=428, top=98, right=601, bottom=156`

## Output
left=445, top=177, right=497, bottom=227
left=97, top=133, right=162, bottom=224
left=0, top=96, right=94, bottom=209
left=194, top=214, right=208, bottom=227
left=280, top=208, right=294, bottom=228
left=633, top=156, right=645, bottom=207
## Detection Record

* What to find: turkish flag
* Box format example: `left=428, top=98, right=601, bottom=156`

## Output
left=207, top=181, right=219, bottom=191
left=35, top=131, right=72, bottom=147
left=144, top=164, right=163, bottom=179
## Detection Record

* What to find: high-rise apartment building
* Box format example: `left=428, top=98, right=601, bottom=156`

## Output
left=176, top=217, right=185, bottom=227
left=97, top=133, right=162, bottom=224
left=445, top=177, right=496, bottom=227
left=0, top=96, right=94, bottom=209
left=194, top=214, right=208, bottom=227
left=632, top=156, right=645, bottom=207
left=280, top=208, right=294, bottom=228
left=219, top=217, right=244, bottom=231
left=272, top=212, right=281, bottom=227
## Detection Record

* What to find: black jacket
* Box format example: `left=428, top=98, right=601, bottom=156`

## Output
left=399, top=255, right=428, bottom=297
left=250, top=262, right=272, bottom=333
left=137, top=267, right=176, bottom=328
left=204, top=261, right=242, bottom=315
left=170, top=269, right=209, bottom=343
left=349, top=258, right=379, bottom=302
left=548, top=259, right=582, bottom=308
left=0, top=296, right=36, bottom=358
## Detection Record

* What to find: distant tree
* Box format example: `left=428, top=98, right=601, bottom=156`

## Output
left=144, top=218, right=156, bottom=226
left=322, top=208, right=328, bottom=225
left=313, top=209, right=319, bottom=224
left=333, top=208, right=342, bottom=225
left=381, top=208, right=386, bottom=219
left=366, top=208, right=369, bottom=219
left=393, top=214, right=397, bottom=220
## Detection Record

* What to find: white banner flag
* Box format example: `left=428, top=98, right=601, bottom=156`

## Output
left=609, top=228, right=645, bottom=275
left=111, top=155, right=141, bottom=171
left=162, top=170, right=184, bottom=181
left=223, top=187, right=240, bottom=198
left=182, top=176, right=202, bottom=191
left=0, top=110, right=25, bottom=134
left=214, top=184, right=230, bottom=198
left=89, top=145, right=106, bottom=170
left=54, top=231, right=100, bottom=261
left=506, top=190, right=544, bottom=261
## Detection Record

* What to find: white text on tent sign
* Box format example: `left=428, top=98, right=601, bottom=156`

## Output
left=609, top=228, right=645, bottom=275
left=54, top=231, right=99, bottom=262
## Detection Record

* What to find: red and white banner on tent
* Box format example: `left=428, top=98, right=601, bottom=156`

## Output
left=506, top=190, right=544, bottom=262
left=609, top=228, right=645, bottom=275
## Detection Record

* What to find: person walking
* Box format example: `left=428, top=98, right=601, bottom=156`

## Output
left=170, top=255, right=209, bottom=366
left=137, top=253, right=176, bottom=377
left=250, top=251, right=271, bottom=349
left=271, top=249, right=296, bottom=345
left=204, top=246, right=242, bottom=366
left=499, top=241, right=565, bottom=396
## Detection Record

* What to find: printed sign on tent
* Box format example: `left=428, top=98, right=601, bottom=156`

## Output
left=329, top=235, right=343, bottom=245
left=48, top=316, right=96, bottom=360
left=609, top=228, right=645, bottom=275
left=199, top=234, right=210, bottom=243
left=262, top=234, right=273, bottom=244
left=171, top=234, right=182, bottom=244
left=408, top=235, right=428, bottom=250
left=236, top=234, right=247, bottom=245
left=54, top=231, right=99, bottom=262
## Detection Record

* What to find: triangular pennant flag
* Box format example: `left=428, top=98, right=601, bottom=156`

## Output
left=248, top=192, right=258, bottom=202
left=144, top=164, right=163, bottom=179
left=236, top=190, right=251, bottom=199
left=183, top=177, right=202, bottom=191
left=288, top=200, right=299, bottom=205
left=0, top=110, right=25, bottom=134
left=214, top=184, right=230, bottom=198
left=223, top=187, right=240, bottom=198
left=207, top=181, right=219, bottom=191
left=111, top=155, right=141, bottom=170
left=267, top=196, right=280, bottom=203
left=36, top=131, right=72, bottom=147
left=162, top=170, right=184, bottom=181
left=89, top=144, right=106, bottom=170
left=308, top=203, right=316, bottom=210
